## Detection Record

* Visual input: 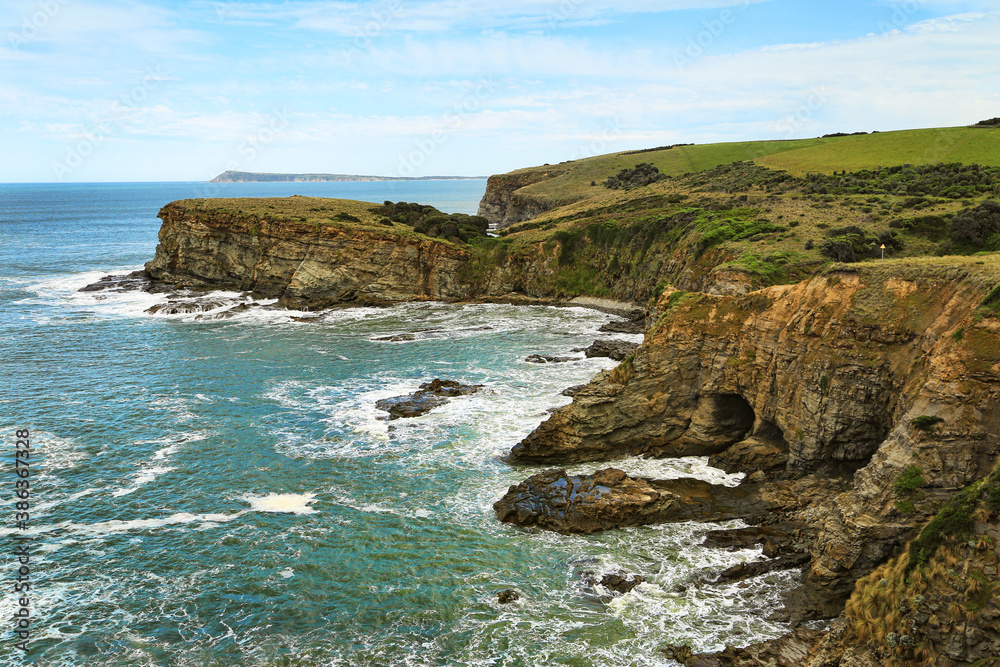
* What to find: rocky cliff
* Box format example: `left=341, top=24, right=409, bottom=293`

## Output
left=145, top=199, right=478, bottom=309
left=477, top=170, right=568, bottom=229
left=506, top=258, right=1000, bottom=640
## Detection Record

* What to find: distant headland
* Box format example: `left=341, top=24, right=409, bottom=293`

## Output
left=209, top=170, right=485, bottom=183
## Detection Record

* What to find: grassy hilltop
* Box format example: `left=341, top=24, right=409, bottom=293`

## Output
left=508, top=125, right=1000, bottom=205
left=459, top=124, right=1000, bottom=303
left=178, top=124, right=1000, bottom=306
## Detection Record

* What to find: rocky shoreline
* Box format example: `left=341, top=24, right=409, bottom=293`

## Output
left=95, top=191, right=1000, bottom=665
left=490, top=268, right=1000, bottom=665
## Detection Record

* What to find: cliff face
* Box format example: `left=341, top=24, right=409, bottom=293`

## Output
left=511, top=262, right=1000, bottom=619
left=477, top=171, right=565, bottom=229
left=146, top=202, right=475, bottom=309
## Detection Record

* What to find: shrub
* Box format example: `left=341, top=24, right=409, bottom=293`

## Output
left=894, top=466, right=926, bottom=495
left=605, top=163, right=668, bottom=190
left=912, top=415, right=945, bottom=431
left=951, top=201, right=1000, bottom=246
left=371, top=202, right=489, bottom=243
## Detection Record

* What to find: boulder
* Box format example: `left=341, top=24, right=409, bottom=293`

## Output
left=493, top=467, right=796, bottom=534
left=375, top=379, right=484, bottom=420
left=582, top=339, right=639, bottom=361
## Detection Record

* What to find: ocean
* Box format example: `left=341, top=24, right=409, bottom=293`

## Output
left=0, top=180, right=794, bottom=666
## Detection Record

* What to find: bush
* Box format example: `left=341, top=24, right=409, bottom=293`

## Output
left=951, top=200, right=1000, bottom=246
left=371, top=202, right=489, bottom=243
left=605, top=163, right=668, bottom=190
left=894, top=466, right=926, bottom=495
left=912, top=415, right=945, bottom=431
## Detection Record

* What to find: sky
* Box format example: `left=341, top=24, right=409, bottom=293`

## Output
left=1, top=0, right=998, bottom=182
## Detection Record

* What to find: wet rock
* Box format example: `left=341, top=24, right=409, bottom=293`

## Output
left=599, top=573, right=646, bottom=595
left=665, top=627, right=825, bottom=666
left=493, top=468, right=796, bottom=534
left=525, top=354, right=576, bottom=364
left=497, top=589, right=519, bottom=604
left=561, top=384, right=587, bottom=397
left=599, top=317, right=646, bottom=335
left=79, top=270, right=155, bottom=293
left=375, top=379, right=484, bottom=420
left=145, top=298, right=239, bottom=315
left=582, top=339, right=639, bottom=361
left=375, top=333, right=417, bottom=342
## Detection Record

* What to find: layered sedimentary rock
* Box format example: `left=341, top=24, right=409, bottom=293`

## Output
left=477, top=170, right=565, bottom=229
left=146, top=202, right=476, bottom=309
left=509, top=264, right=1000, bottom=621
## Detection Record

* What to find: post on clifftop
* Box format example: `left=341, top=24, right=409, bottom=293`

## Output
left=880, top=243, right=886, bottom=261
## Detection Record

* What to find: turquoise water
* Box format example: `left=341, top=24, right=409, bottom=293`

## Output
left=0, top=181, right=793, bottom=666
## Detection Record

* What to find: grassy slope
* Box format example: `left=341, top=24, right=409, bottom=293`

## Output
left=511, top=126, right=1000, bottom=205
left=759, top=127, right=1000, bottom=174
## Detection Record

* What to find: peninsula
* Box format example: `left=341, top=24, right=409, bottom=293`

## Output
left=209, top=170, right=486, bottom=183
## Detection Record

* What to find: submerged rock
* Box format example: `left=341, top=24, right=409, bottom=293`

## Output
left=79, top=270, right=158, bottom=293
left=146, top=298, right=241, bottom=315
left=375, top=379, right=484, bottom=420
left=525, top=354, right=577, bottom=364
left=496, top=589, right=519, bottom=604
left=598, top=572, right=646, bottom=595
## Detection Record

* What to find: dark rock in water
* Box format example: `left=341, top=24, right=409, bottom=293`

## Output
left=376, top=394, right=449, bottom=420
left=418, top=378, right=483, bottom=397
left=375, top=379, right=484, bottom=420
left=494, top=468, right=798, bottom=534
left=146, top=298, right=238, bottom=315
left=665, top=627, right=824, bottom=666
left=709, top=552, right=811, bottom=586
left=562, top=384, right=587, bottom=397
left=583, top=339, right=639, bottom=361
left=598, top=317, right=646, bottom=334
left=599, top=573, right=646, bottom=595
left=196, top=303, right=254, bottom=320
left=375, top=333, right=417, bottom=342
left=497, top=589, right=519, bottom=604
left=79, top=270, right=154, bottom=293
left=525, top=354, right=576, bottom=364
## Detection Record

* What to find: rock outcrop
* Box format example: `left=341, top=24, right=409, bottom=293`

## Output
left=477, top=170, right=566, bottom=229
left=146, top=201, right=476, bottom=309
left=507, top=263, right=1000, bottom=623
left=375, top=379, right=483, bottom=420
left=493, top=467, right=804, bottom=534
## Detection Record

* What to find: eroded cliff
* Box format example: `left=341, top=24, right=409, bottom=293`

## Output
left=509, top=257, right=1000, bottom=628
left=477, top=169, right=569, bottom=229
left=145, top=199, right=479, bottom=309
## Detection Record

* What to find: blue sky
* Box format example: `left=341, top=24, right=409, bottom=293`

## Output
left=1, top=0, right=998, bottom=182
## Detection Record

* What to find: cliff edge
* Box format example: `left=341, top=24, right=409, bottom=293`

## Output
left=508, top=257, right=1000, bottom=662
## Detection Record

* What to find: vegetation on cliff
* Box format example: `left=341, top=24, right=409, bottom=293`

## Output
left=371, top=201, right=489, bottom=243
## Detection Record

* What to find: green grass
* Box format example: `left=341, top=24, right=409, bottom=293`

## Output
left=759, top=127, right=1000, bottom=175
left=495, top=126, right=1000, bottom=210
